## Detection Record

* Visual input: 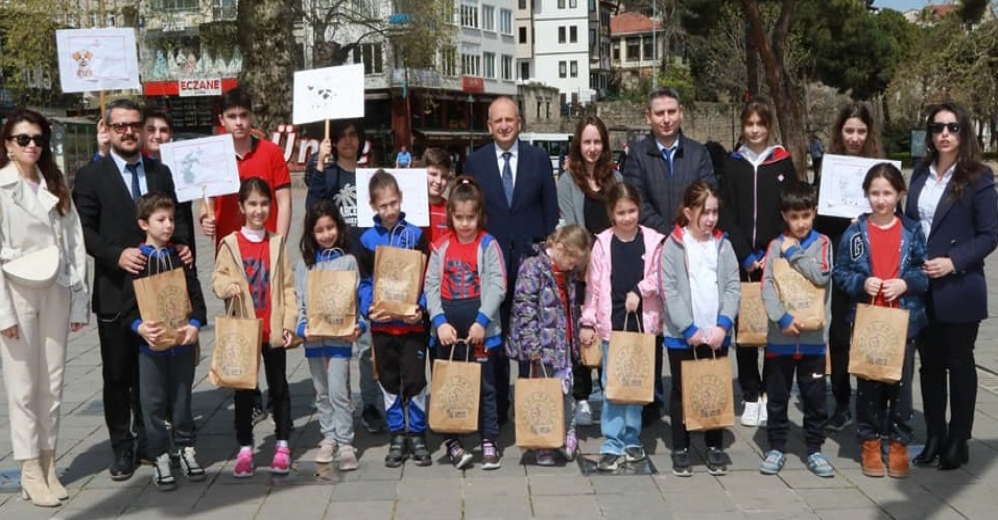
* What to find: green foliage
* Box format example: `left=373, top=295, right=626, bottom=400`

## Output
left=0, top=1, right=68, bottom=107
left=659, top=65, right=696, bottom=106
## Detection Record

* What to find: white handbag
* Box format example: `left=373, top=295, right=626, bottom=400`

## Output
left=1, top=245, right=61, bottom=288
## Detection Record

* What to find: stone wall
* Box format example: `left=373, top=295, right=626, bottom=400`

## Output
left=595, top=100, right=743, bottom=150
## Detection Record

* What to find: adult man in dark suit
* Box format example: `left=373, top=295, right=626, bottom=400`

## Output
left=464, top=96, right=559, bottom=424
left=73, top=99, right=192, bottom=481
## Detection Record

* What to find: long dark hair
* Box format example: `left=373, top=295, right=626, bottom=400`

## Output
left=0, top=109, right=71, bottom=216
left=300, top=199, right=350, bottom=267
left=447, top=175, right=486, bottom=231
left=923, top=101, right=983, bottom=199
left=567, top=116, right=616, bottom=197
left=828, top=102, right=883, bottom=158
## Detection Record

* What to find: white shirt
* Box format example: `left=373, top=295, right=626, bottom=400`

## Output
left=495, top=140, right=520, bottom=186
left=109, top=150, right=148, bottom=196
left=683, top=228, right=719, bottom=336
left=917, top=163, right=954, bottom=239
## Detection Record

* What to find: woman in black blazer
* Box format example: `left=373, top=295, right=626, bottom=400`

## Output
left=904, top=102, right=998, bottom=470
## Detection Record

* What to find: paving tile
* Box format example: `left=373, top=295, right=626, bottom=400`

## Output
left=597, top=493, right=669, bottom=519
left=530, top=494, right=603, bottom=520
left=463, top=497, right=533, bottom=520
left=463, top=476, right=529, bottom=500
left=330, top=480, right=398, bottom=502
left=796, top=488, right=878, bottom=510
left=322, top=500, right=395, bottom=520
left=527, top=474, right=593, bottom=496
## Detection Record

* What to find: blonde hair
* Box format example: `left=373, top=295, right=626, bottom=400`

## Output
left=545, top=224, right=592, bottom=262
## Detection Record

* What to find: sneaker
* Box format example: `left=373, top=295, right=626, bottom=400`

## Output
left=758, top=395, right=769, bottom=426
left=624, top=446, right=646, bottom=463
left=251, top=405, right=268, bottom=426
left=481, top=440, right=501, bottom=470
left=806, top=452, right=835, bottom=478
left=671, top=449, right=692, bottom=477
left=385, top=433, right=407, bottom=468
left=270, top=445, right=291, bottom=475
left=409, top=435, right=432, bottom=467
left=233, top=448, right=254, bottom=478
left=337, top=445, right=359, bottom=472
left=559, top=432, right=578, bottom=462
left=316, top=439, right=337, bottom=464
left=759, top=450, right=786, bottom=475
left=152, top=453, right=177, bottom=491
left=177, top=447, right=206, bottom=482
left=741, top=400, right=762, bottom=427
left=446, top=440, right=474, bottom=470
left=826, top=407, right=853, bottom=432
left=597, top=453, right=621, bottom=472
left=361, top=405, right=385, bottom=434
left=535, top=450, right=556, bottom=466
left=705, top=447, right=730, bottom=476
left=574, top=400, right=593, bottom=426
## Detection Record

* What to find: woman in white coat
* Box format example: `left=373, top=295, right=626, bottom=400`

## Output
left=0, top=109, right=89, bottom=507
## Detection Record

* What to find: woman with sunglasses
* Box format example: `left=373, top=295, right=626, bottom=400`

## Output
left=0, top=109, right=89, bottom=506
left=905, top=102, right=998, bottom=470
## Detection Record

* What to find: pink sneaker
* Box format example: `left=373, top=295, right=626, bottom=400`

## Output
left=559, top=432, right=578, bottom=462
left=271, top=445, right=291, bottom=475
left=233, top=449, right=254, bottom=478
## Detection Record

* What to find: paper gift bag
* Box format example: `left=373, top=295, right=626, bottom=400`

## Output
left=371, top=245, right=426, bottom=318
left=514, top=374, right=565, bottom=449
left=306, top=269, right=357, bottom=337
left=133, top=264, right=192, bottom=351
left=737, top=282, right=768, bottom=346
left=604, top=329, right=657, bottom=405
left=428, top=344, right=481, bottom=434
left=773, top=258, right=826, bottom=331
left=849, top=303, right=909, bottom=383
left=580, top=339, right=602, bottom=368
left=209, top=297, right=262, bottom=390
left=681, top=353, right=735, bottom=431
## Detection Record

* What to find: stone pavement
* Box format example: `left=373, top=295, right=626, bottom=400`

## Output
left=2, top=189, right=998, bottom=520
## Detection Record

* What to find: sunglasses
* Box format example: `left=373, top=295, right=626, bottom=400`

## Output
left=928, top=122, right=961, bottom=134
left=8, top=134, right=48, bottom=147
left=108, top=122, right=143, bottom=134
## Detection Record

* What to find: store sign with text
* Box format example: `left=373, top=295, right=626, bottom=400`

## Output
left=178, top=78, right=222, bottom=97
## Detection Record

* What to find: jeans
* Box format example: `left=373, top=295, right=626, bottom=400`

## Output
left=855, top=338, right=916, bottom=444
left=599, top=341, right=642, bottom=455
left=138, top=348, right=196, bottom=457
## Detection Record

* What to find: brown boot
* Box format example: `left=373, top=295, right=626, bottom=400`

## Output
left=888, top=441, right=910, bottom=478
left=861, top=439, right=885, bottom=477
left=39, top=451, right=68, bottom=500
left=20, top=458, right=60, bottom=507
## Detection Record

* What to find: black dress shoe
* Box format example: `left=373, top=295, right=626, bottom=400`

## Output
left=109, top=449, right=136, bottom=481
left=913, top=436, right=942, bottom=465
left=938, top=439, right=969, bottom=471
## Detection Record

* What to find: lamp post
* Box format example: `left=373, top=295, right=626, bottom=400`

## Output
left=467, top=94, right=474, bottom=152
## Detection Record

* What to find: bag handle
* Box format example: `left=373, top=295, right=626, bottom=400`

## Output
left=446, top=339, right=475, bottom=363
left=144, top=248, right=175, bottom=276
left=623, top=311, right=644, bottom=334
left=227, top=293, right=247, bottom=319
left=530, top=359, right=552, bottom=378
left=691, top=345, right=718, bottom=362
left=318, top=248, right=345, bottom=263
left=388, top=225, right=412, bottom=249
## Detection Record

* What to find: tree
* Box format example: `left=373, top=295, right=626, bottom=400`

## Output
left=236, top=0, right=297, bottom=133
left=0, top=0, right=79, bottom=107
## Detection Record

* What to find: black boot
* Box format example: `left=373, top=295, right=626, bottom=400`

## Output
left=385, top=433, right=408, bottom=468
left=938, top=438, right=969, bottom=471
left=408, top=434, right=432, bottom=467
left=913, top=436, right=942, bottom=465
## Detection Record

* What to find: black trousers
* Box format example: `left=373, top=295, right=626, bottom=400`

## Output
left=234, top=345, right=291, bottom=446
left=736, top=347, right=763, bottom=402
left=138, top=349, right=196, bottom=457
left=373, top=332, right=428, bottom=400
left=855, top=338, right=916, bottom=444
left=667, top=345, right=725, bottom=450
left=495, top=299, right=513, bottom=424
left=765, top=354, right=827, bottom=454
left=919, top=321, right=979, bottom=442
left=97, top=314, right=146, bottom=454
left=827, top=285, right=853, bottom=411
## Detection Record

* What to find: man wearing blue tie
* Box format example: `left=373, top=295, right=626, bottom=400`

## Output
left=464, top=96, right=559, bottom=425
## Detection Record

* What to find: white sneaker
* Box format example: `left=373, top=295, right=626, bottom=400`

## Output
left=575, top=400, right=593, bottom=426
left=758, top=395, right=769, bottom=426
left=316, top=439, right=336, bottom=464
left=741, top=400, right=761, bottom=427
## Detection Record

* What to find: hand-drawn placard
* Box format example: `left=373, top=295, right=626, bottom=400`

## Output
left=159, top=134, right=240, bottom=202
left=356, top=168, right=430, bottom=227
left=56, top=28, right=140, bottom=93
left=292, top=64, right=365, bottom=125
left=818, top=154, right=903, bottom=219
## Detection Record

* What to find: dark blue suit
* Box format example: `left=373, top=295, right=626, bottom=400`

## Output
left=905, top=163, right=998, bottom=444
left=464, top=140, right=559, bottom=422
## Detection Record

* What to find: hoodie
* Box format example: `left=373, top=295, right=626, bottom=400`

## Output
left=128, top=244, right=207, bottom=356
left=761, top=230, right=833, bottom=355
left=294, top=249, right=370, bottom=358
left=357, top=212, right=430, bottom=335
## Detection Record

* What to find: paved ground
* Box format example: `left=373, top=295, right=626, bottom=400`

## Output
left=2, top=188, right=998, bottom=519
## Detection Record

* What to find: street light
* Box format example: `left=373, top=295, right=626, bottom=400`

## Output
left=467, top=94, right=474, bottom=152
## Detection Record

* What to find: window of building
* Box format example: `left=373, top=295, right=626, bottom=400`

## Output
left=570, top=60, right=578, bottom=77
left=482, top=5, right=495, bottom=32
left=499, top=8, right=513, bottom=34
left=589, top=29, right=596, bottom=51
left=570, top=26, right=577, bottom=43
left=612, top=41, right=620, bottom=61
left=558, top=0, right=565, bottom=8
left=157, top=0, right=198, bottom=9
left=520, top=61, right=530, bottom=80
left=589, top=0, right=595, bottom=9
left=483, top=52, right=496, bottom=78
left=519, top=27, right=527, bottom=44
left=519, top=0, right=527, bottom=9
left=536, top=101, right=542, bottom=119
left=462, top=53, right=482, bottom=76
left=570, top=0, right=578, bottom=7
left=558, top=27, right=566, bottom=43
left=212, top=0, right=237, bottom=19
left=440, top=46, right=457, bottom=76
left=461, top=5, right=479, bottom=29
left=559, top=61, right=566, bottom=78
left=643, top=37, right=653, bottom=61
left=501, top=54, right=514, bottom=80
left=626, top=37, right=640, bottom=61
left=353, top=43, right=384, bottom=74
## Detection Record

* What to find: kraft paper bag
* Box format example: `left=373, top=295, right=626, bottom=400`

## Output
left=681, top=354, right=735, bottom=431
left=849, top=303, right=909, bottom=383
left=371, top=245, right=426, bottom=318
left=514, top=374, right=565, bottom=449
left=133, top=265, right=192, bottom=351
left=209, top=297, right=262, bottom=390
left=737, top=282, right=768, bottom=346
left=604, top=330, right=657, bottom=405
left=306, top=269, right=357, bottom=337
left=580, top=339, right=603, bottom=368
left=428, top=345, right=481, bottom=434
left=773, top=258, right=826, bottom=331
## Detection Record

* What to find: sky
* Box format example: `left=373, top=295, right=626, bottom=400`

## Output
left=872, top=0, right=959, bottom=12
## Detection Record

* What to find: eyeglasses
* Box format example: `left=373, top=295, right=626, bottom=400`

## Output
left=928, top=122, right=961, bottom=134
left=108, top=122, right=143, bottom=134
left=8, top=134, right=48, bottom=147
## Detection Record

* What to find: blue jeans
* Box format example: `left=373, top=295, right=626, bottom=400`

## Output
left=600, top=341, right=643, bottom=455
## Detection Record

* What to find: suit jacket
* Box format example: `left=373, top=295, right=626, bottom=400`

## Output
left=464, top=140, right=558, bottom=284
left=904, top=163, right=998, bottom=323
left=72, top=156, right=190, bottom=316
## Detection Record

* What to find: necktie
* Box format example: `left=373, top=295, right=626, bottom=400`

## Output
left=662, top=148, right=674, bottom=177
left=501, top=151, right=514, bottom=207
left=125, top=163, right=141, bottom=201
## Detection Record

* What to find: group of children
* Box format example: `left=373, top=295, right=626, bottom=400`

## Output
left=129, top=144, right=926, bottom=491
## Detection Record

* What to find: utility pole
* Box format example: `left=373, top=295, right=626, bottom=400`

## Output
left=652, top=0, right=657, bottom=90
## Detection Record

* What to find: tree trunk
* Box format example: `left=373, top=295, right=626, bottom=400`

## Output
left=237, top=0, right=295, bottom=134
left=738, top=0, right=807, bottom=181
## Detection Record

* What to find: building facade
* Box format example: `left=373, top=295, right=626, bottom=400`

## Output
left=609, top=10, right=665, bottom=88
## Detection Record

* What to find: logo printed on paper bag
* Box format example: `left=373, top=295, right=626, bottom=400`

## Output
left=524, top=391, right=559, bottom=435
left=377, top=258, right=418, bottom=302
left=317, top=283, right=351, bottom=326
left=437, top=374, right=476, bottom=419
left=611, top=342, right=645, bottom=387
left=156, top=285, right=188, bottom=329
left=690, top=373, right=729, bottom=419
left=856, top=321, right=895, bottom=367
left=217, top=333, right=251, bottom=377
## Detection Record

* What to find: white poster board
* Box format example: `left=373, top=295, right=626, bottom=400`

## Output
left=818, top=154, right=903, bottom=219
left=292, top=64, right=365, bottom=125
left=356, top=169, right=430, bottom=228
left=56, top=28, right=140, bottom=93
left=159, top=135, right=241, bottom=203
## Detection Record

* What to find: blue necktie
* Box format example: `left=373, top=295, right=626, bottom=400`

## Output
left=125, top=163, right=141, bottom=201
left=501, top=151, right=514, bottom=206
left=662, top=148, right=674, bottom=177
